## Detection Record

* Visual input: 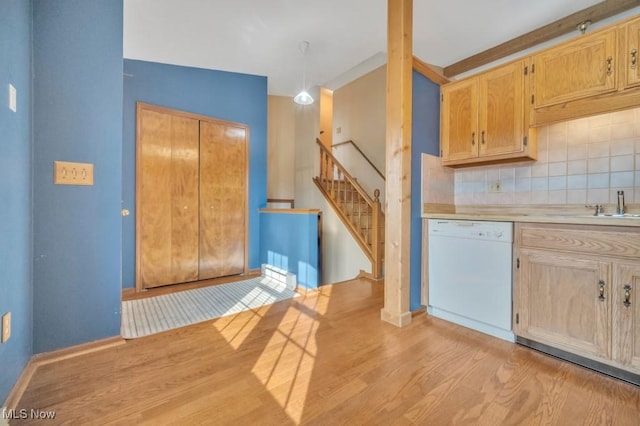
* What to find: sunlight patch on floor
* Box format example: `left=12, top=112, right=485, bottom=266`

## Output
left=211, top=277, right=296, bottom=349
left=212, top=310, right=265, bottom=349
left=251, top=303, right=320, bottom=423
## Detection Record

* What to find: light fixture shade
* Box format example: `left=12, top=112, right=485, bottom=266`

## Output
left=294, top=90, right=314, bottom=105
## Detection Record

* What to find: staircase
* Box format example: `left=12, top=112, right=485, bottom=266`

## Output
left=312, top=139, right=384, bottom=278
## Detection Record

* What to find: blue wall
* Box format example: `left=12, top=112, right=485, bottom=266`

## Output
left=0, top=0, right=33, bottom=403
left=411, top=71, right=440, bottom=310
left=259, top=212, right=320, bottom=289
left=32, top=0, right=124, bottom=353
left=122, top=59, right=268, bottom=289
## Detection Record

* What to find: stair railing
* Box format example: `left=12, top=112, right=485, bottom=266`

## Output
left=313, top=138, right=384, bottom=278
left=332, top=140, right=385, bottom=181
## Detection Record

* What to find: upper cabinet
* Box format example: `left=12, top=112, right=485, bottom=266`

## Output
left=479, top=61, right=526, bottom=157
left=533, top=28, right=617, bottom=108
left=621, top=18, right=640, bottom=89
left=440, top=14, right=640, bottom=167
left=440, top=78, right=478, bottom=163
left=533, top=15, right=640, bottom=126
left=441, top=59, right=536, bottom=167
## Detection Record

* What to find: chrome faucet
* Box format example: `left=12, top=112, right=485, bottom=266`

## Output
left=617, top=190, right=625, bottom=215
left=585, top=204, right=604, bottom=216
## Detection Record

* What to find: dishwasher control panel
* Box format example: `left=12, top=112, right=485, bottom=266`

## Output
left=428, top=220, right=513, bottom=242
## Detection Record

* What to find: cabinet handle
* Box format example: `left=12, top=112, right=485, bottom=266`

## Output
left=623, top=284, right=632, bottom=308
left=471, top=132, right=475, bottom=146
left=481, top=131, right=486, bottom=145
left=598, top=279, right=606, bottom=301
left=631, top=49, right=637, bottom=70
left=606, top=57, right=613, bottom=76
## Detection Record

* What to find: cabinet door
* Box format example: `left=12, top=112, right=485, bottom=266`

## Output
left=199, top=121, right=247, bottom=280
left=533, top=29, right=617, bottom=108
left=516, top=251, right=611, bottom=361
left=622, top=18, right=640, bottom=89
left=137, top=107, right=200, bottom=288
left=612, top=263, right=640, bottom=373
left=441, top=78, right=478, bottom=164
left=479, top=60, right=525, bottom=157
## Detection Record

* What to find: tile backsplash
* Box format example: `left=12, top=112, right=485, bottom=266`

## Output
left=448, top=108, right=640, bottom=206
left=421, top=153, right=454, bottom=205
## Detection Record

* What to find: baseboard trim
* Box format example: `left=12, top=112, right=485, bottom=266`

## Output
left=380, top=308, right=412, bottom=327
left=411, top=306, right=426, bottom=317
left=121, top=288, right=135, bottom=299
left=356, top=269, right=384, bottom=282
left=0, top=408, right=9, bottom=426
left=2, top=336, right=125, bottom=411
left=2, top=359, right=38, bottom=412
left=31, top=336, right=125, bottom=367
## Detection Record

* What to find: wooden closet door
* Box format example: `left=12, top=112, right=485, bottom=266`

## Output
left=137, top=107, right=200, bottom=288
left=198, top=121, right=247, bottom=279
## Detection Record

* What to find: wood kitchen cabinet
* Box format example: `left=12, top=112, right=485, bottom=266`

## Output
left=440, top=59, right=536, bottom=167
left=621, top=17, right=640, bottom=89
left=612, top=263, right=640, bottom=374
left=440, top=78, right=477, bottom=163
left=516, top=251, right=611, bottom=360
left=532, top=15, right=640, bottom=126
left=514, top=223, right=640, bottom=379
left=532, top=28, right=617, bottom=108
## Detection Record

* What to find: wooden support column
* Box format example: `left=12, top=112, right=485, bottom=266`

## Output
left=381, top=0, right=412, bottom=327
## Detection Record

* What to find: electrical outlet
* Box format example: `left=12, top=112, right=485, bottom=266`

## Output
left=488, top=181, right=501, bottom=193
left=1, top=312, right=11, bottom=343
left=54, top=161, right=94, bottom=186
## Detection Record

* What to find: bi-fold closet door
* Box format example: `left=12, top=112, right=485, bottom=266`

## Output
left=136, top=103, right=247, bottom=290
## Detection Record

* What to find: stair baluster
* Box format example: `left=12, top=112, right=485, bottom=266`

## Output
left=312, top=138, right=384, bottom=279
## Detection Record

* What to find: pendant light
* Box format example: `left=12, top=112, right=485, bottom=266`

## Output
left=294, top=41, right=314, bottom=105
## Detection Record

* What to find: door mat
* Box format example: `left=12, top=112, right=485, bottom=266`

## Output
left=121, top=276, right=299, bottom=339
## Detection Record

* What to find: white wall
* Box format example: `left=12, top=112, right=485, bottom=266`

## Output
left=332, top=65, right=386, bottom=173
left=267, top=95, right=296, bottom=199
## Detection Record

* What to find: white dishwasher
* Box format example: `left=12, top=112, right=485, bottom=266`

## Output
left=428, top=219, right=514, bottom=342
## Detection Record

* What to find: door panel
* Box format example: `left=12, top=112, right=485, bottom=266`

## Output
left=612, top=263, right=640, bottom=373
left=137, top=107, right=200, bottom=288
left=479, top=60, right=524, bottom=156
left=517, top=251, right=610, bottom=360
left=441, top=78, right=478, bottom=163
left=534, top=29, right=617, bottom=107
left=623, top=18, right=640, bottom=88
left=199, top=121, right=247, bottom=279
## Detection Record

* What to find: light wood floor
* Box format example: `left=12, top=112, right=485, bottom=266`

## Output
left=14, top=279, right=640, bottom=425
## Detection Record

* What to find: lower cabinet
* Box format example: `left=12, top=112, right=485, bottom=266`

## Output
left=612, top=263, right=640, bottom=373
left=514, top=223, right=640, bottom=377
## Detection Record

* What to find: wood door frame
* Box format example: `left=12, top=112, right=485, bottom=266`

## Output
left=135, top=102, right=250, bottom=292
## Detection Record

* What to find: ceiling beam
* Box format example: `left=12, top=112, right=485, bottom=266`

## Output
left=412, top=56, right=449, bottom=85
left=443, top=0, right=640, bottom=78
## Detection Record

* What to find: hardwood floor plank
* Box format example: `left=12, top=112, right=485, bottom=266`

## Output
left=11, top=278, right=639, bottom=425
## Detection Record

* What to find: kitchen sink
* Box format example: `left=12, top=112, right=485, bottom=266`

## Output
left=594, top=213, right=640, bottom=218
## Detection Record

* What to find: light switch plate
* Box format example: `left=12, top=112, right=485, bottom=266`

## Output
left=54, top=161, right=94, bottom=185
left=9, top=84, right=16, bottom=112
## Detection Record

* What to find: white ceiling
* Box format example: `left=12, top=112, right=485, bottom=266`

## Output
left=124, top=0, right=619, bottom=97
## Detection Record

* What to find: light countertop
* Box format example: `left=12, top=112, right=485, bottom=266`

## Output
left=422, top=204, right=640, bottom=227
